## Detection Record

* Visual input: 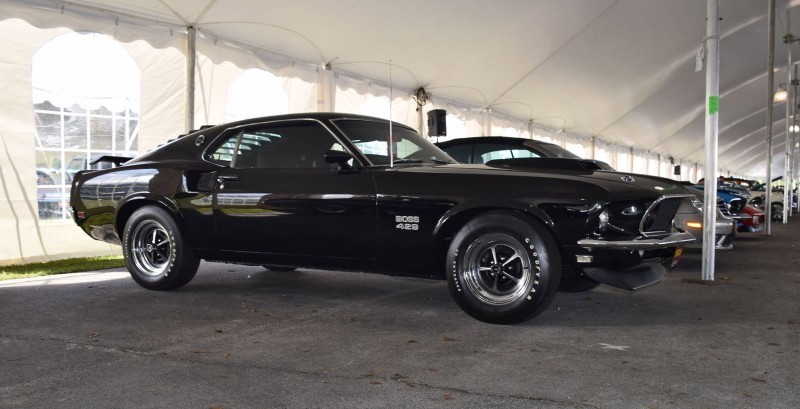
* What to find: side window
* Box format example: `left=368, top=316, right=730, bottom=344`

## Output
left=441, top=144, right=473, bottom=163
left=509, top=148, right=538, bottom=159
left=207, top=121, right=341, bottom=169
left=473, top=143, right=540, bottom=163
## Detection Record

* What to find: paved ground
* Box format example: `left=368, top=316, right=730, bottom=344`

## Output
left=1, top=222, right=798, bottom=408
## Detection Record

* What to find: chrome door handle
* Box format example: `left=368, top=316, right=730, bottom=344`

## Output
left=217, top=175, right=240, bottom=182
left=217, top=174, right=239, bottom=189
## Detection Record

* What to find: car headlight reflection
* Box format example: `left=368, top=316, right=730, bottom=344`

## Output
left=691, top=197, right=704, bottom=213
left=596, top=208, right=609, bottom=233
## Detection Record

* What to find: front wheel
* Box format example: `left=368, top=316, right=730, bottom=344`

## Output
left=123, top=206, right=199, bottom=290
left=446, top=212, right=561, bottom=324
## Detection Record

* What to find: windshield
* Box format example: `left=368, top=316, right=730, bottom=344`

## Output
left=333, top=119, right=455, bottom=166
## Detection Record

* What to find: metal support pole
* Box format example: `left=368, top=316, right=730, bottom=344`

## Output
left=527, top=119, right=534, bottom=140
left=784, top=10, right=792, bottom=223
left=790, top=64, right=798, bottom=217
left=185, top=26, right=196, bottom=133
left=629, top=146, right=634, bottom=173
left=316, top=64, right=335, bottom=112
left=765, top=0, right=775, bottom=235
left=481, top=108, right=492, bottom=136
left=417, top=106, right=424, bottom=136
left=702, top=0, right=720, bottom=282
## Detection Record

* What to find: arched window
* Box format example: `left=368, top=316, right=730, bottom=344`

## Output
left=226, top=68, right=288, bottom=121
left=33, top=32, right=140, bottom=220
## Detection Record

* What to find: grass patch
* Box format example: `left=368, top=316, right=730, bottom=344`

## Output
left=0, top=255, right=125, bottom=281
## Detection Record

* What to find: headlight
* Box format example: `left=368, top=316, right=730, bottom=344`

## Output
left=691, top=197, right=704, bottom=212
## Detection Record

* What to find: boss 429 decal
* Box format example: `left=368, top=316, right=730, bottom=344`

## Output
left=395, top=215, right=419, bottom=231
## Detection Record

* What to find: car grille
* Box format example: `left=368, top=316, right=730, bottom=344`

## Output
left=717, top=200, right=733, bottom=219
left=726, top=197, right=745, bottom=215
left=640, top=195, right=689, bottom=236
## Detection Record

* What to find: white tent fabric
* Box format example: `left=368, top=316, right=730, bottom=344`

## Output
left=7, top=0, right=799, bottom=176
left=0, top=0, right=799, bottom=264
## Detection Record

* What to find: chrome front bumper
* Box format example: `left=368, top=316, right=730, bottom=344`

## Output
left=577, top=232, right=696, bottom=251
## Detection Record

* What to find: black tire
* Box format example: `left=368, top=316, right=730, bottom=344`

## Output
left=263, top=265, right=297, bottom=272
left=558, top=275, right=601, bottom=292
left=446, top=211, right=561, bottom=324
left=123, top=206, right=199, bottom=291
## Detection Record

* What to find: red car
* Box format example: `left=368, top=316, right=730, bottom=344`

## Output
left=738, top=204, right=765, bottom=232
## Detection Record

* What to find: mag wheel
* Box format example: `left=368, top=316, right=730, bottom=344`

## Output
left=446, top=211, right=561, bottom=324
left=123, top=206, right=199, bottom=290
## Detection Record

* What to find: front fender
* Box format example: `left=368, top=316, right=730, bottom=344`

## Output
left=433, top=199, right=556, bottom=238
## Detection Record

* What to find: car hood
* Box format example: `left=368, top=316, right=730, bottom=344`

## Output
left=392, top=162, right=688, bottom=198
left=480, top=158, right=688, bottom=195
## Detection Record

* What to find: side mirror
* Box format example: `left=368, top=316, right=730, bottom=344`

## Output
left=324, top=150, right=354, bottom=170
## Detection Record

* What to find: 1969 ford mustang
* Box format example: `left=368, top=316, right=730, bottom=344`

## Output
left=70, top=113, right=694, bottom=324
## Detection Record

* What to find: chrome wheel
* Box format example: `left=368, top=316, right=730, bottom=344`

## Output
left=462, top=232, right=533, bottom=306
left=130, top=220, right=172, bottom=277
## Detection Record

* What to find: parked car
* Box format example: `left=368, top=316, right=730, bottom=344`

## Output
left=70, top=114, right=694, bottom=324
left=438, top=136, right=735, bottom=251
left=737, top=204, right=765, bottom=233
left=36, top=170, right=64, bottom=218
left=436, top=136, right=615, bottom=170
left=680, top=189, right=737, bottom=250
left=691, top=184, right=747, bottom=217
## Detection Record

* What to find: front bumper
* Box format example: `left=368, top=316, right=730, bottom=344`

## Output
left=570, top=232, right=694, bottom=291
left=576, top=232, right=695, bottom=250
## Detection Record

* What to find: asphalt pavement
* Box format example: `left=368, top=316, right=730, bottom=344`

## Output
left=1, top=222, right=798, bottom=408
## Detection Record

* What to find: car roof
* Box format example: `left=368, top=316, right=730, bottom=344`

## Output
left=436, top=136, right=559, bottom=147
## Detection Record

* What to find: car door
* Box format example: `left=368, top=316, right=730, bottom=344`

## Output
left=207, top=119, right=376, bottom=260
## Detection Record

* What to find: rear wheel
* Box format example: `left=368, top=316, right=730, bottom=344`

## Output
left=123, top=206, right=199, bottom=290
left=446, top=211, right=561, bottom=324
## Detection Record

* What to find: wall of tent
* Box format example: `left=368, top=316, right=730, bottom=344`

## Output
left=2, top=3, right=733, bottom=265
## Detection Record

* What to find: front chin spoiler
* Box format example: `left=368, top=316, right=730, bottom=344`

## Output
left=582, top=260, right=668, bottom=291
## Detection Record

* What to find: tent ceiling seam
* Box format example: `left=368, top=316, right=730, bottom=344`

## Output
left=488, top=0, right=620, bottom=106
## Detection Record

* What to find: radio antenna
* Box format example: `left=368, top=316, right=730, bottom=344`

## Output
left=388, top=59, right=394, bottom=168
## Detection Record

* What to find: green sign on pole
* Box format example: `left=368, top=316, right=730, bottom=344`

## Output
left=709, top=96, right=719, bottom=115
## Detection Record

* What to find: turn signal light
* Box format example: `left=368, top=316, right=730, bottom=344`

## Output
left=686, top=221, right=702, bottom=229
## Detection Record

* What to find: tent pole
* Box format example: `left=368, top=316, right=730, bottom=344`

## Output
left=417, top=106, right=424, bottom=136
left=789, top=64, right=800, bottom=216
left=185, top=25, right=196, bottom=133
left=765, top=0, right=775, bottom=235
left=784, top=10, right=792, bottom=223
left=702, top=0, right=720, bottom=282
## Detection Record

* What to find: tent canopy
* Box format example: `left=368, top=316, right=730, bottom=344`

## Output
left=17, top=0, right=800, bottom=178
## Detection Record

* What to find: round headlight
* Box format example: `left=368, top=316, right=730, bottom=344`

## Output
left=691, top=197, right=704, bottom=213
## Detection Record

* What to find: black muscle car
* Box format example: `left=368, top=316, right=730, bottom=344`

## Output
left=70, top=113, right=694, bottom=324
left=436, top=136, right=737, bottom=252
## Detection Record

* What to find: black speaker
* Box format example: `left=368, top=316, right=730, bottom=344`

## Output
left=673, top=165, right=681, bottom=175
left=427, top=109, right=447, bottom=137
